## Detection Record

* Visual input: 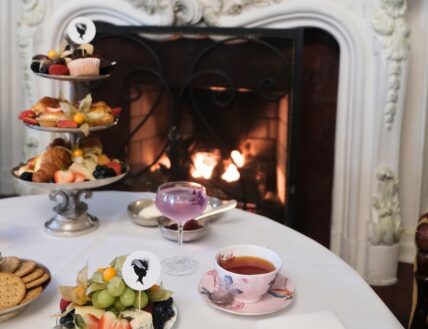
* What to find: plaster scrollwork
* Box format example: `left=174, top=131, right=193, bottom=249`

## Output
left=370, top=166, right=402, bottom=246
left=128, top=0, right=282, bottom=26
left=17, top=0, right=46, bottom=107
left=372, top=0, right=410, bottom=130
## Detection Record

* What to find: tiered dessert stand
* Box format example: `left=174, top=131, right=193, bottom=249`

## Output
left=13, top=72, right=127, bottom=237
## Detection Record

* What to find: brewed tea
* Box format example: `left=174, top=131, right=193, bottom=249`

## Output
left=218, top=256, right=275, bottom=275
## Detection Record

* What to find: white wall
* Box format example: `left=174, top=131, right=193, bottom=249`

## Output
left=0, top=0, right=25, bottom=194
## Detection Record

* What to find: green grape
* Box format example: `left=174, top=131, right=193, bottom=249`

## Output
left=92, top=291, right=104, bottom=309
left=119, top=287, right=136, bottom=307
left=107, top=277, right=126, bottom=297
left=114, top=299, right=126, bottom=312
left=96, top=289, right=116, bottom=309
left=133, top=291, right=148, bottom=309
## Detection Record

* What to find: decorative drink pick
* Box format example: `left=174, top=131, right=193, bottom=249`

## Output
left=155, top=181, right=208, bottom=275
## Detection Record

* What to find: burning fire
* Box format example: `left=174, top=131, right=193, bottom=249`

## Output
left=222, top=163, right=240, bottom=182
left=150, top=154, right=171, bottom=172
left=191, top=152, right=218, bottom=179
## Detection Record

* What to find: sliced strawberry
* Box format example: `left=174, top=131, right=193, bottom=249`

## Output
left=59, top=298, right=71, bottom=312
left=99, top=311, right=131, bottom=329
left=54, top=170, right=75, bottom=184
left=82, top=313, right=100, bottom=329
left=18, top=110, right=36, bottom=120
left=111, top=108, right=121, bottom=118
left=57, top=120, right=78, bottom=128
left=73, top=172, right=85, bottom=183
left=22, top=117, right=39, bottom=125
left=105, top=162, right=121, bottom=175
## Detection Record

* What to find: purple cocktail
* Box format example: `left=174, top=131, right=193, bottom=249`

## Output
left=155, top=181, right=208, bottom=275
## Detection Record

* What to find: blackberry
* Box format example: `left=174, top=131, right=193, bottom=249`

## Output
left=93, top=165, right=116, bottom=179
left=19, top=172, right=33, bottom=181
left=153, top=298, right=175, bottom=329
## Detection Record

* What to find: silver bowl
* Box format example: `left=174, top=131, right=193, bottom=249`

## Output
left=128, top=197, right=224, bottom=227
left=127, top=199, right=160, bottom=227
left=0, top=260, right=51, bottom=322
left=158, top=217, right=209, bottom=242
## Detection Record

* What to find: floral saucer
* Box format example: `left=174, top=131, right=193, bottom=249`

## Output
left=198, top=269, right=295, bottom=316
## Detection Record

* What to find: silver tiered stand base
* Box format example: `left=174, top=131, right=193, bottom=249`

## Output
left=45, top=189, right=99, bottom=236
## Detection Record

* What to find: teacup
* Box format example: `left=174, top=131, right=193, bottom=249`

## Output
left=214, top=244, right=282, bottom=303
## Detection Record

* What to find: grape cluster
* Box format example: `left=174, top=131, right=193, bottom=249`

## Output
left=59, top=310, right=75, bottom=328
left=93, top=165, right=116, bottom=179
left=152, top=298, right=175, bottom=329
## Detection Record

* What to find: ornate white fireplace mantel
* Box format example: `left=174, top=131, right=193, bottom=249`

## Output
left=15, top=0, right=411, bottom=278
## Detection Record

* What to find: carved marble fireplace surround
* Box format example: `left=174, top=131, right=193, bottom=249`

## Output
left=10, top=0, right=415, bottom=279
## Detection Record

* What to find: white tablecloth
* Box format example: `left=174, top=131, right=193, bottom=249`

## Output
left=0, top=191, right=403, bottom=329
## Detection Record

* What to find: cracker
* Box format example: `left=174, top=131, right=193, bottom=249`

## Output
left=20, top=286, right=43, bottom=304
left=0, top=273, right=26, bottom=310
left=22, top=268, right=44, bottom=283
left=14, top=261, right=36, bottom=277
left=25, top=272, right=50, bottom=289
left=0, top=257, right=21, bottom=273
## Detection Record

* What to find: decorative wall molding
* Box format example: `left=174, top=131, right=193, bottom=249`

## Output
left=372, top=0, right=410, bottom=130
left=127, top=0, right=282, bottom=26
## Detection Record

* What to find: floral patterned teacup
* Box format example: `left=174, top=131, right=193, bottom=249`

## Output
left=215, top=245, right=282, bottom=303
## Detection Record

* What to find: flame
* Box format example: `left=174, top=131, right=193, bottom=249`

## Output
left=191, top=152, right=218, bottom=179
left=222, top=163, right=240, bottom=182
left=150, top=154, right=171, bottom=172
left=230, top=150, right=245, bottom=168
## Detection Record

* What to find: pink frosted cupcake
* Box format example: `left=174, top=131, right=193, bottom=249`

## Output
left=67, top=57, right=100, bottom=76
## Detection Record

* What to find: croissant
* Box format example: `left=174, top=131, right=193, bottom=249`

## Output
left=32, top=147, right=72, bottom=182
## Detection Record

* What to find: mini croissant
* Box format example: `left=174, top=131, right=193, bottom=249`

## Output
left=32, top=147, right=72, bottom=183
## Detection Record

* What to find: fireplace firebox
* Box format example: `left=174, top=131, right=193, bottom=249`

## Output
left=87, top=24, right=339, bottom=247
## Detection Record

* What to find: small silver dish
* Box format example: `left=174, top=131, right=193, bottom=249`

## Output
left=127, top=199, right=161, bottom=227
left=158, top=217, right=209, bottom=242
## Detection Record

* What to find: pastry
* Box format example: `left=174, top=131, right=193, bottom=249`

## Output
left=86, top=101, right=114, bottom=126
left=79, top=135, right=103, bottom=155
left=67, top=57, right=100, bottom=77
left=31, top=96, right=61, bottom=115
left=32, top=147, right=72, bottom=183
left=37, top=112, right=68, bottom=127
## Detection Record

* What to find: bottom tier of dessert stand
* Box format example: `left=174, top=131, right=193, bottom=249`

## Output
left=12, top=170, right=127, bottom=237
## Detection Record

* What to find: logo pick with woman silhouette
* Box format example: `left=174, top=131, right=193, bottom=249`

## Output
left=122, top=251, right=161, bottom=291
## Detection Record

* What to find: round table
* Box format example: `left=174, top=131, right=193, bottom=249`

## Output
left=0, top=191, right=403, bottom=329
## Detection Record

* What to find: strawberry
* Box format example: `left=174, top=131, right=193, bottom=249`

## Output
left=48, top=64, right=70, bottom=76
left=59, top=298, right=71, bottom=312
left=73, top=172, right=85, bottom=183
left=105, top=162, right=121, bottom=175
left=111, top=108, right=121, bottom=118
left=99, top=312, right=131, bottom=329
left=46, top=107, right=63, bottom=113
left=82, top=313, right=100, bottom=329
left=18, top=110, right=36, bottom=120
left=22, top=117, right=39, bottom=125
left=57, top=120, right=78, bottom=128
left=54, top=170, right=75, bottom=184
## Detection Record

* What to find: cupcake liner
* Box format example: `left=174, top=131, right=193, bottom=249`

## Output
left=67, top=58, right=100, bottom=77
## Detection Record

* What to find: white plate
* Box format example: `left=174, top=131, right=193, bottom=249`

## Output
left=12, top=168, right=128, bottom=190
left=23, top=119, right=118, bottom=133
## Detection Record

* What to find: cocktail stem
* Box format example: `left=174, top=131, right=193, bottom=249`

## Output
left=177, top=224, right=184, bottom=264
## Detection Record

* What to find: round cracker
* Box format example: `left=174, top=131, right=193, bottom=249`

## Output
left=0, top=257, right=21, bottom=273
left=14, top=260, right=36, bottom=277
left=20, top=286, right=43, bottom=304
left=25, top=272, right=50, bottom=289
left=22, top=268, right=44, bottom=283
left=0, top=273, right=26, bottom=310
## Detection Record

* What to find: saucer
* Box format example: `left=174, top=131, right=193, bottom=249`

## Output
left=198, top=269, right=295, bottom=316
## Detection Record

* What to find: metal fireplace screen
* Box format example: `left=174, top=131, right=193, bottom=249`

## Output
left=89, top=24, right=304, bottom=224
